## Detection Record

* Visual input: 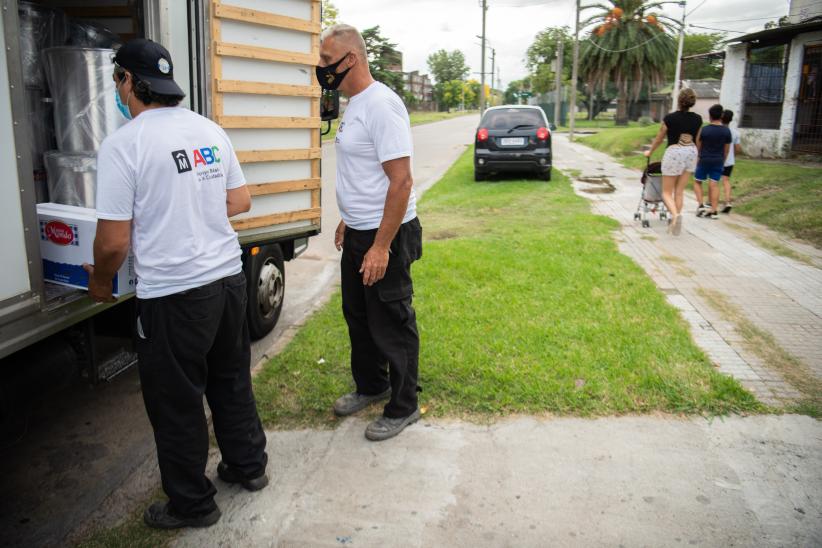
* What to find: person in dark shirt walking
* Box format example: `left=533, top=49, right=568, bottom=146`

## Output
left=695, top=104, right=732, bottom=220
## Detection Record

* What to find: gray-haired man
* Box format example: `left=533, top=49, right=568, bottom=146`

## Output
left=317, top=25, right=422, bottom=441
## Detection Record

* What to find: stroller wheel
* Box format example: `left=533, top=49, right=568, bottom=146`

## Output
left=642, top=220, right=650, bottom=228
left=634, top=213, right=641, bottom=220
left=660, top=212, right=667, bottom=220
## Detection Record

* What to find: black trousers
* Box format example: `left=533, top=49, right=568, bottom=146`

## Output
left=136, top=272, right=267, bottom=517
left=341, top=217, right=422, bottom=419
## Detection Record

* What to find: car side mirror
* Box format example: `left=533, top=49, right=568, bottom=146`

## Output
left=320, top=90, right=340, bottom=136
left=549, top=122, right=557, bottom=131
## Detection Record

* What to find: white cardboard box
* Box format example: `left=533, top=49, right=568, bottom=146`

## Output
left=37, top=203, right=136, bottom=297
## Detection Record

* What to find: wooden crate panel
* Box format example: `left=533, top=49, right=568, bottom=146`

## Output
left=241, top=160, right=312, bottom=185
left=231, top=191, right=312, bottom=221
left=222, top=94, right=311, bottom=118
left=236, top=219, right=317, bottom=239
left=221, top=57, right=311, bottom=86
left=220, top=20, right=312, bottom=54
left=219, top=0, right=311, bottom=20
left=225, top=128, right=312, bottom=150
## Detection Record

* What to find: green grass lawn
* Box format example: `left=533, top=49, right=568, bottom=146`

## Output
left=253, top=147, right=761, bottom=427
left=322, top=110, right=479, bottom=142
left=580, top=126, right=822, bottom=247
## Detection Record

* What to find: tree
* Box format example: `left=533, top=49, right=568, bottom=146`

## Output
left=764, top=15, right=790, bottom=29
left=676, top=33, right=725, bottom=80
left=426, top=50, right=470, bottom=111
left=426, top=49, right=469, bottom=84
left=580, top=0, right=678, bottom=125
left=439, top=79, right=477, bottom=110
left=361, top=26, right=405, bottom=97
left=321, top=0, right=339, bottom=28
left=525, top=27, right=574, bottom=94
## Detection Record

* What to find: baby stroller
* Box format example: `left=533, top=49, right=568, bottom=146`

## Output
left=633, top=159, right=668, bottom=228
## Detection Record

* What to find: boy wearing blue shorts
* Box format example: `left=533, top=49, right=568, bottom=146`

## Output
left=695, top=104, right=732, bottom=219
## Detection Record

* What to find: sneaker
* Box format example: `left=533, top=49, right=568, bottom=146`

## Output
left=707, top=211, right=719, bottom=220
left=217, top=461, right=269, bottom=491
left=143, top=501, right=220, bottom=530
left=722, top=203, right=733, bottom=214
left=696, top=206, right=706, bottom=217
left=666, top=217, right=673, bottom=234
left=365, top=409, right=421, bottom=442
left=333, top=388, right=391, bottom=417
left=672, top=215, right=683, bottom=236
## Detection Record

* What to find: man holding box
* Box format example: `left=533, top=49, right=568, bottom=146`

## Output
left=84, top=39, right=267, bottom=529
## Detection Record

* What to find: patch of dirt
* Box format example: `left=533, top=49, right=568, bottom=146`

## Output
left=577, top=175, right=616, bottom=194
left=428, top=230, right=459, bottom=241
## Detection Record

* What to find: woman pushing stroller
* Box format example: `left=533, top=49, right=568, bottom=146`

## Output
left=644, top=88, right=702, bottom=236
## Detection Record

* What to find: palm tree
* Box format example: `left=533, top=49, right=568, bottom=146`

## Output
left=580, top=0, right=678, bottom=125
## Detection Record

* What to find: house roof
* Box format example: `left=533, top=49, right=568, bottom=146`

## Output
left=682, top=79, right=721, bottom=99
left=728, top=19, right=822, bottom=46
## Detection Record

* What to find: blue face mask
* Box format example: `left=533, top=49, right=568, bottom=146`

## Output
left=115, top=81, right=132, bottom=120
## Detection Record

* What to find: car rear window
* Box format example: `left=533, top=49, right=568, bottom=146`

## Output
left=481, top=108, right=544, bottom=130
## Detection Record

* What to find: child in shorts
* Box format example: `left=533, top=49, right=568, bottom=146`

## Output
left=720, top=109, right=741, bottom=213
left=695, top=104, right=732, bottom=220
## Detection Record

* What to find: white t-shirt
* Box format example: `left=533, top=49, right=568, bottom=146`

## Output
left=335, top=81, right=416, bottom=230
left=96, top=107, right=245, bottom=299
left=725, top=127, right=740, bottom=166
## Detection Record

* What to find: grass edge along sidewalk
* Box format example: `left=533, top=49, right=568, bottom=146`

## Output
left=579, top=125, right=822, bottom=248
left=253, top=146, right=762, bottom=429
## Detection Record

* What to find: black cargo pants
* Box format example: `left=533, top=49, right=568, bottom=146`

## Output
left=341, top=217, right=422, bottom=419
left=136, top=272, right=267, bottom=518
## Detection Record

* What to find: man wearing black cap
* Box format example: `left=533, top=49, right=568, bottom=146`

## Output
left=83, top=39, right=268, bottom=529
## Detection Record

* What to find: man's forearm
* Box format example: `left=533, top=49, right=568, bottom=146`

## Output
left=373, top=177, right=412, bottom=251
left=92, top=243, right=128, bottom=283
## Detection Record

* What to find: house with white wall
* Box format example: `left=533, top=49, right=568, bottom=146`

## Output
left=719, top=1, right=822, bottom=158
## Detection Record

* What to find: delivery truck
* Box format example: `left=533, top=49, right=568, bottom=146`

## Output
left=0, top=0, right=331, bottom=397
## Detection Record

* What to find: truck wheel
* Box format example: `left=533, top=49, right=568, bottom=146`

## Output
left=246, top=244, right=285, bottom=340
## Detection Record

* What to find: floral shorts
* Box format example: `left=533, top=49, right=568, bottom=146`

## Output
left=661, top=144, right=698, bottom=176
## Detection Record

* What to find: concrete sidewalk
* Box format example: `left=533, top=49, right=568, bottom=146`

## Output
left=552, top=135, right=822, bottom=406
left=174, top=415, right=822, bottom=547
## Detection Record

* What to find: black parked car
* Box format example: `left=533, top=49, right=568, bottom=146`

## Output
left=474, top=105, right=552, bottom=181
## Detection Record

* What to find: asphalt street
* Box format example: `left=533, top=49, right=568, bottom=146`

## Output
left=0, top=114, right=479, bottom=548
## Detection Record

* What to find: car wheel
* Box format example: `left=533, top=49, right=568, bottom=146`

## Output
left=246, top=244, right=285, bottom=340
left=539, top=168, right=551, bottom=182
left=474, top=170, right=486, bottom=182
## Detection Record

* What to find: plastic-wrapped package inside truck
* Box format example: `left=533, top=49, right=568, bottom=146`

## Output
left=0, top=0, right=327, bottom=383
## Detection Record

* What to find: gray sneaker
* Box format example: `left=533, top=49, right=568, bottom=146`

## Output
left=333, top=388, right=391, bottom=417
left=365, top=409, right=421, bottom=442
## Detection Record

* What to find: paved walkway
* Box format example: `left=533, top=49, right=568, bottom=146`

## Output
left=553, top=135, right=822, bottom=405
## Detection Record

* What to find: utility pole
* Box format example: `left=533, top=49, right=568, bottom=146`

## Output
left=569, top=0, right=580, bottom=140
left=671, top=1, right=687, bottom=111
left=491, top=48, right=496, bottom=102
left=553, top=39, right=563, bottom=128
left=480, top=0, right=487, bottom=112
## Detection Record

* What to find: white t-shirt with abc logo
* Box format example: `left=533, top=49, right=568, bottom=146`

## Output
left=96, top=107, right=245, bottom=299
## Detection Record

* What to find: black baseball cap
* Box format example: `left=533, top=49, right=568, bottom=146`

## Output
left=113, top=39, right=185, bottom=96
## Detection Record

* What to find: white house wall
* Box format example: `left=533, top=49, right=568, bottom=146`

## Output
left=721, top=31, right=822, bottom=158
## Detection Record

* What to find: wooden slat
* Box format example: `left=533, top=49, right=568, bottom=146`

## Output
left=216, top=115, right=320, bottom=129
left=231, top=208, right=321, bottom=231
left=216, top=42, right=315, bottom=66
left=217, top=80, right=320, bottom=97
left=310, top=0, right=321, bottom=211
left=214, top=3, right=320, bottom=34
left=236, top=148, right=321, bottom=163
left=248, top=178, right=320, bottom=196
left=211, top=1, right=223, bottom=118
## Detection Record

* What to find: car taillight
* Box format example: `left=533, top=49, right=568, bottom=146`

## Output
left=537, top=127, right=549, bottom=141
left=477, top=128, right=489, bottom=142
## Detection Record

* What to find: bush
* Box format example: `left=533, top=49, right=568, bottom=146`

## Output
left=638, top=116, right=653, bottom=126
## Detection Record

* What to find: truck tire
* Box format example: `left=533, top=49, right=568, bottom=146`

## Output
left=246, top=244, right=285, bottom=340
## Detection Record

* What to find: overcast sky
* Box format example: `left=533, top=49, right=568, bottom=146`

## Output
left=334, top=0, right=797, bottom=88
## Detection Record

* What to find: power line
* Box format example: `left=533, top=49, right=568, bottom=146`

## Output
left=689, top=24, right=746, bottom=33
left=686, top=0, right=708, bottom=17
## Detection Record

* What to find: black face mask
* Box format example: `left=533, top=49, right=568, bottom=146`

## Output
left=316, top=52, right=352, bottom=91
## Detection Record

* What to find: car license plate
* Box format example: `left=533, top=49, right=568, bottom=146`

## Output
left=500, top=137, right=525, bottom=146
